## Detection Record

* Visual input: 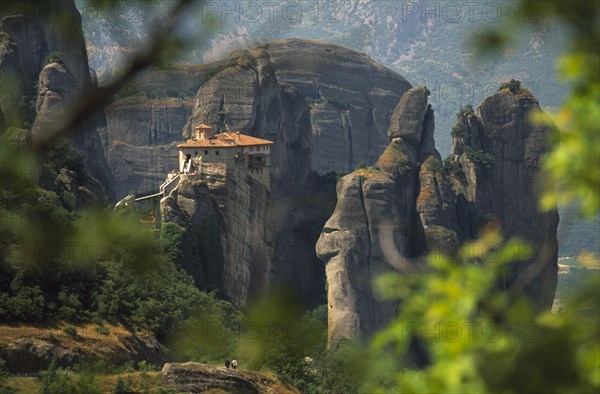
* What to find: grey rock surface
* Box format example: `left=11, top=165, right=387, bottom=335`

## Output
left=317, top=139, right=424, bottom=347
left=449, top=89, right=559, bottom=309
left=266, top=39, right=412, bottom=174
left=31, top=62, right=115, bottom=199
left=0, top=0, right=115, bottom=199
left=0, top=326, right=164, bottom=374
left=160, top=175, right=226, bottom=293
left=162, top=362, right=299, bottom=394
left=180, top=39, right=413, bottom=306
left=161, top=165, right=274, bottom=307
left=318, top=86, right=559, bottom=347
left=388, top=86, right=429, bottom=145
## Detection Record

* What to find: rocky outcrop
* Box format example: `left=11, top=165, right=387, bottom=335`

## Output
left=317, top=139, right=425, bottom=347
left=52, top=168, right=107, bottom=209
left=160, top=175, right=226, bottom=293
left=104, top=63, right=226, bottom=198
left=416, top=157, right=461, bottom=254
left=162, top=362, right=300, bottom=394
left=318, top=85, right=559, bottom=347
left=388, top=86, right=441, bottom=162
left=105, top=97, right=192, bottom=196
left=265, top=39, right=412, bottom=174
left=317, top=86, right=440, bottom=347
left=0, top=323, right=164, bottom=373
left=177, top=39, right=412, bottom=306
left=100, top=39, right=413, bottom=306
left=1, top=0, right=115, bottom=199
left=31, top=62, right=115, bottom=198
left=388, top=87, right=429, bottom=144
left=161, top=166, right=273, bottom=307
left=448, top=88, right=559, bottom=309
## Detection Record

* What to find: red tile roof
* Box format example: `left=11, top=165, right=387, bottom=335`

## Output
left=177, top=132, right=274, bottom=148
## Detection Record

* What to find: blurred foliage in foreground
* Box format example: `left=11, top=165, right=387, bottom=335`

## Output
left=366, top=231, right=599, bottom=393
left=359, top=1, right=600, bottom=392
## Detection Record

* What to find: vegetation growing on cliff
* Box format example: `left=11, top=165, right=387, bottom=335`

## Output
left=375, top=142, right=412, bottom=175
left=464, top=146, right=495, bottom=170
left=226, top=50, right=257, bottom=70
left=497, top=79, right=534, bottom=96
left=442, top=157, right=467, bottom=183
left=43, top=51, right=65, bottom=66
left=305, top=96, right=350, bottom=110
left=425, top=158, right=443, bottom=173
left=450, top=123, right=468, bottom=139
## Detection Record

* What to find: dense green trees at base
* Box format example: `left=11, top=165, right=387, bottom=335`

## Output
left=0, top=133, right=238, bottom=344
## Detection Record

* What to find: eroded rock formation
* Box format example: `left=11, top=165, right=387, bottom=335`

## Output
left=0, top=324, right=164, bottom=374
left=162, top=362, right=300, bottom=394
left=104, top=63, right=224, bottom=197
left=0, top=0, right=115, bottom=199
left=317, top=86, right=558, bottom=347
left=154, top=39, right=410, bottom=306
left=161, top=165, right=273, bottom=307
left=447, top=88, right=559, bottom=308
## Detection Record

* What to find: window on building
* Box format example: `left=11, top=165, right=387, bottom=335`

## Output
left=204, top=150, right=208, bottom=155
left=216, top=151, right=219, bottom=156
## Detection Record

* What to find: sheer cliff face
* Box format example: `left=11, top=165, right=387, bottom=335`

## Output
left=138, top=39, right=409, bottom=306
left=317, top=141, right=424, bottom=345
left=160, top=167, right=273, bottom=308
left=317, top=86, right=434, bottom=347
left=105, top=99, right=191, bottom=196
left=317, top=87, right=558, bottom=347
left=265, top=39, right=411, bottom=174
left=0, top=0, right=115, bottom=198
left=106, top=39, right=411, bottom=199
left=449, top=89, right=559, bottom=308
left=104, top=64, right=224, bottom=197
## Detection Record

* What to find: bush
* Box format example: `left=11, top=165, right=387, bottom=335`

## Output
left=118, top=83, right=144, bottom=99
left=443, top=157, right=466, bottom=181
left=226, top=51, right=257, bottom=69
left=356, top=160, right=368, bottom=170
left=425, top=159, right=443, bottom=173
left=451, top=124, right=468, bottom=139
left=324, top=96, right=350, bottom=109
left=44, top=51, right=65, bottom=66
left=207, top=64, right=225, bottom=79
left=95, top=325, right=110, bottom=336
left=74, top=371, right=101, bottom=394
left=136, top=360, right=157, bottom=372
left=159, top=222, right=186, bottom=267
left=0, top=359, right=12, bottom=394
left=0, top=286, right=46, bottom=321
left=499, top=79, right=521, bottom=93
left=465, top=146, right=495, bottom=169
left=456, top=104, right=474, bottom=119
left=43, top=139, right=87, bottom=181
left=39, top=360, right=76, bottom=394
left=63, top=326, right=78, bottom=338
left=305, top=96, right=350, bottom=109
left=112, top=377, right=135, bottom=394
